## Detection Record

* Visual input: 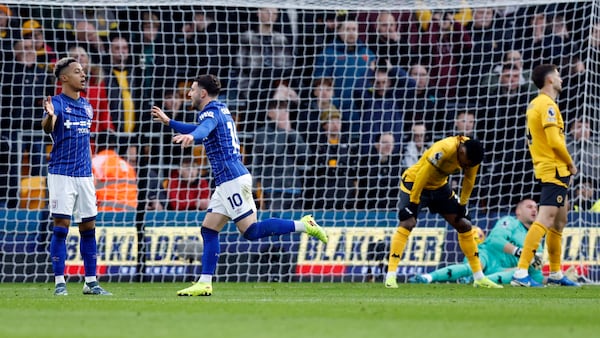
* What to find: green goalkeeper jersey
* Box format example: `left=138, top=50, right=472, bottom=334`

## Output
left=478, top=216, right=544, bottom=280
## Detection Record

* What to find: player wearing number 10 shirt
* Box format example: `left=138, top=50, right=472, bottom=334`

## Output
left=150, top=74, right=328, bottom=296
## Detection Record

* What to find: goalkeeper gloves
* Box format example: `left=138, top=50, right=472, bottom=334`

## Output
left=512, top=247, right=523, bottom=257
left=399, top=202, right=419, bottom=221
left=531, top=254, right=543, bottom=270
left=513, top=247, right=543, bottom=269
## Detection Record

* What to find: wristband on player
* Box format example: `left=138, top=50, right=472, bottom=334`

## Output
left=513, top=247, right=522, bottom=257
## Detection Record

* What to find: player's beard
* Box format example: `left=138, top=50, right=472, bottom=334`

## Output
left=191, top=96, right=201, bottom=109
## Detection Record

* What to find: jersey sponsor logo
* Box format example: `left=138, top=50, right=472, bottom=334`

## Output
left=198, top=111, right=215, bottom=121
left=64, top=119, right=92, bottom=130
left=85, top=104, right=93, bottom=119
left=221, top=107, right=231, bottom=115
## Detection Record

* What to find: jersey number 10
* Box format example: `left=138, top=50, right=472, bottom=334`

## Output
left=227, top=121, right=241, bottom=155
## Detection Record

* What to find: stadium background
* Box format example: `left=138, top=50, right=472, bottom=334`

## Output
left=0, top=0, right=598, bottom=283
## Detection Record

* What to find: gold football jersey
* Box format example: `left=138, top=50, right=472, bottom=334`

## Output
left=402, top=136, right=478, bottom=204
left=526, top=93, right=572, bottom=186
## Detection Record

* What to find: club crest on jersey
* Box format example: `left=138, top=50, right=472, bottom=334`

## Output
left=85, top=105, right=93, bottom=119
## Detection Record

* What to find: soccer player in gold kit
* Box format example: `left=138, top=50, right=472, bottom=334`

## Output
left=511, top=64, right=580, bottom=287
left=384, top=136, right=502, bottom=289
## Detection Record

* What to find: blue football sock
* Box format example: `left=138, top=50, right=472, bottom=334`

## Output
left=243, top=218, right=295, bottom=240
left=79, top=229, right=98, bottom=278
left=50, top=226, right=69, bottom=276
left=201, top=227, right=220, bottom=275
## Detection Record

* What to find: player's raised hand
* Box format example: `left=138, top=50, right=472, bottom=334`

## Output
left=173, top=134, right=194, bottom=148
left=151, top=105, right=170, bottom=125
left=42, top=96, right=57, bottom=133
left=44, top=96, right=55, bottom=116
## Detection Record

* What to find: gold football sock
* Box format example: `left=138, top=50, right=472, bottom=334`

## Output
left=546, top=227, right=563, bottom=273
left=387, top=227, right=410, bottom=273
left=458, top=230, right=482, bottom=274
left=518, top=221, right=547, bottom=270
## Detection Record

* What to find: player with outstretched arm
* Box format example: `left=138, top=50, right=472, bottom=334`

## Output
left=384, top=136, right=502, bottom=289
left=151, top=74, right=328, bottom=296
left=42, top=57, right=111, bottom=296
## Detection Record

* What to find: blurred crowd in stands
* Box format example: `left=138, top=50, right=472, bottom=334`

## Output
left=0, top=3, right=599, bottom=213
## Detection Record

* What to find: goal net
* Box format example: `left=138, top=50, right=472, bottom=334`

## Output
left=1, top=0, right=598, bottom=284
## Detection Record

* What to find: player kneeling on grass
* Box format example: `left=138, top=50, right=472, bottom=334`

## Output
left=410, top=199, right=545, bottom=285
left=151, top=75, right=328, bottom=296
left=385, top=136, right=502, bottom=289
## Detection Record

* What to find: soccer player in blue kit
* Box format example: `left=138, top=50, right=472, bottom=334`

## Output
left=151, top=74, right=328, bottom=296
left=42, top=57, right=111, bottom=296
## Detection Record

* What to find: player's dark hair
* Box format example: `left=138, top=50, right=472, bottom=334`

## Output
left=515, top=198, right=535, bottom=212
left=194, top=74, right=221, bottom=97
left=312, top=77, right=333, bottom=88
left=267, top=99, right=288, bottom=110
left=54, top=57, right=78, bottom=78
left=456, top=110, right=475, bottom=119
left=531, top=64, right=557, bottom=89
left=463, top=139, right=484, bottom=165
left=335, top=10, right=357, bottom=29
left=501, top=62, right=520, bottom=73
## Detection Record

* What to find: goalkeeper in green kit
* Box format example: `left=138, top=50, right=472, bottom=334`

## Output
left=410, top=199, right=544, bottom=285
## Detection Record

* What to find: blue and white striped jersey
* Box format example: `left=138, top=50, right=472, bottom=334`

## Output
left=196, top=100, right=248, bottom=185
left=47, top=93, right=93, bottom=177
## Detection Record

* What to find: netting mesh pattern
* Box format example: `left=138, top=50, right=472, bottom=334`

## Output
left=3, top=1, right=588, bottom=10
left=0, top=1, right=599, bottom=282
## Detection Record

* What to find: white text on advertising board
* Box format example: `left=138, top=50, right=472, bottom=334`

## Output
left=298, top=228, right=447, bottom=266
left=66, top=227, right=201, bottom=265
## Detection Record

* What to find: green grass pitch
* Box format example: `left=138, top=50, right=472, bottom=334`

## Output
left=1, top=282, right=598, bottom=338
